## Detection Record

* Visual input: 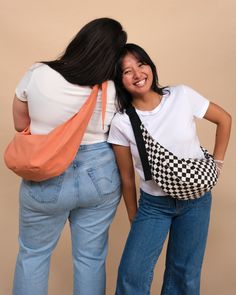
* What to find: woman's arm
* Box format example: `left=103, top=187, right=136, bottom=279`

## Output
left=204, top=102, right=232, bottom=161
left=112, top=144, right=137, bottom=223
left=12, top=95, right=30, bottom=131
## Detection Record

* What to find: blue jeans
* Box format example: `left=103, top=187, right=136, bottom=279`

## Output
left=13, top=142, right=121, bottom=295
left=116, top=190, right=212, bottom=295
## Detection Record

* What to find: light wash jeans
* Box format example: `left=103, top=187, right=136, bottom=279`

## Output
left=116, top=189, right=212, bottom=295
left=13, top=142, right=121, bottom=295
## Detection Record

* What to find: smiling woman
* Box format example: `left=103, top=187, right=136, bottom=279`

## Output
left=108, top=43, right=232, bottom=295
left=114, top=43, right=168, bottom=113
left=122, top=54, right=153, bottom=89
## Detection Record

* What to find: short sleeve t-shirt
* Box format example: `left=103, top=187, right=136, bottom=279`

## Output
left=108, top=85, right=210, bottom=196
left=15, top=63, right=117, bottom=144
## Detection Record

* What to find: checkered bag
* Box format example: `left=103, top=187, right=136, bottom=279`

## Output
left=126, top=106, right=218, bottom=200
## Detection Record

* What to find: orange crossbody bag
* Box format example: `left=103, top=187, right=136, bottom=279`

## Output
left=4, top=82, right=107, bottom=182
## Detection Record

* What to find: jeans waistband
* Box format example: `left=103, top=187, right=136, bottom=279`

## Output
left=79, top=141, right=111, bottom=151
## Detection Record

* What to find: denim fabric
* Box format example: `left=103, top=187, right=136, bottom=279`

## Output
left=116, top=190, right=212, bottom=295
left=13, top=142, right=121, bottom=295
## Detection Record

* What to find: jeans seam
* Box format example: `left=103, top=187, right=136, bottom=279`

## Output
left=146, top=246, right=164, bottom=294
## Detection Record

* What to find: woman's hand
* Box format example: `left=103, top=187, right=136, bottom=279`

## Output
left=214, top=159, right=224, bottom=177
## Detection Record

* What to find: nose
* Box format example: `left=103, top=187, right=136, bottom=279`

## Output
left=133, top=67, right=142, bottom=79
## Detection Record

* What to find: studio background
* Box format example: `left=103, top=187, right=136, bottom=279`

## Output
left=0, top=0, right=235, bottom=294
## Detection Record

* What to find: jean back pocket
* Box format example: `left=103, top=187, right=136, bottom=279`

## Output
left=87, top=159, right=121, bottom=198
left=23, top=174, right=64, bottom=203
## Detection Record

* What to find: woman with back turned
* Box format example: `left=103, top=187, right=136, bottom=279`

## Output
left=12, top=18, right=127, bottom=295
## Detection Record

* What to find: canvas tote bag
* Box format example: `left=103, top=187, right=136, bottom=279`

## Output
left=4, top=82, right=107, bottom=182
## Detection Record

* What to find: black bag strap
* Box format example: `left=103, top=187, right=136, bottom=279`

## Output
left=126, top=106, right=152, bottom=181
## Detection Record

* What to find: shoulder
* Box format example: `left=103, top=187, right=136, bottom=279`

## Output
left=167, top=84, right=204, bottom=102
left=24, top=63, right=48, bottom=77
left=28, top=64, right=89, bottom=92
left=108, top=111, right=131, bottom=145
left=110, top=111, right=130, bottom=129
left=15, top=63, right=45, bottom=100
left=29, top=62, right=44, bottom=71
left=168, top=84, right=209, bottom=117
left=112, top=111, right=129, bottom=123
left=21, top=63, right=62, bottom=84
left=161, top=85, right=189, bottom=106
left=168, top=84, right=206, bottom=97
left=18, top=63, right=43, bottom=80
left=31, top=63, right=63, bottom=80
left=167, top=84, right=190, bottom=95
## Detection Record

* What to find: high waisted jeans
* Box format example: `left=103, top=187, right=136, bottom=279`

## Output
left=13, top=142, right=121, bottom=295
left=116, top=190, right=212, bottom=295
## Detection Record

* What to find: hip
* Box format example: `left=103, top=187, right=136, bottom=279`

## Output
left=20, top=141, right=121, bottom=210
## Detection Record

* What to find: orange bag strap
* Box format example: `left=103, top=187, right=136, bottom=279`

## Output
left=77, top=81, right=107, bottom=130
left=101, top=81, right=108, bottom=130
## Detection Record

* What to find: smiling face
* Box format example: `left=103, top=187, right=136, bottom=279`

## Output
left=121, top=53, right=154, bottom=98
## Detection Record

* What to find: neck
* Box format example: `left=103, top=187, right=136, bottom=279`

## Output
left=132, top=91, right=162, bottom=111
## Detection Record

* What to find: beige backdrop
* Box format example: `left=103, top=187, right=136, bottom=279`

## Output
left=0, top=0, right=235, bottom=294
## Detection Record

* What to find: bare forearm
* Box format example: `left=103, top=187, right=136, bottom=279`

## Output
left=121, top=178, right=137, bottom=223
left=112, top=144, right=138, bottom=223
left=204, top=102, right=232, bottom=161
left=213, top=113, right=232, bottom=160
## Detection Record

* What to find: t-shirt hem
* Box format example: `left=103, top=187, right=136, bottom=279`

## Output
left=107, top=139, right=129, bottom=147
left=15, top=89, right=27, bottom=102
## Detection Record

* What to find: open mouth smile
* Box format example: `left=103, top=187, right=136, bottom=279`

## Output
left=134, top=78, right=147, bottom=87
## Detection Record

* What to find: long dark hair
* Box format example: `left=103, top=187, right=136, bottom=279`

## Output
left=115, top=43, right=168, bottom=112
left=42, top=18, right=127, bottom=86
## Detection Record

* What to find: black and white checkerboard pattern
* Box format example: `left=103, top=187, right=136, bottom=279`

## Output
left=140, top=124, right=218, bottom=200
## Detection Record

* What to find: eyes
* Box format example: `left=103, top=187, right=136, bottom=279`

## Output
left=123, top=69, right=132, bottom=75
left=122, top=62, right=146, bottom=76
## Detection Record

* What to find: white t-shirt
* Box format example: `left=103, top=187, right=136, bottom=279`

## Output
left=108, top=85, right=210, bottom=196
left=15, top=63, right=117, bottom=144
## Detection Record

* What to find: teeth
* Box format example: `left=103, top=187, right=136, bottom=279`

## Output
left=135, top=79, right=145, bottom=87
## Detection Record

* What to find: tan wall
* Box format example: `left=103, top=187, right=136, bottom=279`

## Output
left=0, top=0, right=235, bottom=294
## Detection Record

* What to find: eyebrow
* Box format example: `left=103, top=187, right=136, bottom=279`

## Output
left=122, top=66, right=131, bottom=71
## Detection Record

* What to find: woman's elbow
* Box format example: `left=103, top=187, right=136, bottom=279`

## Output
left=224, top=112, right=232, bottom=129
left=14, top=125, right=26, bottom=132
left=227, top=112, right=232, bottom=124
left=13, top=119, right=30, bottom=132
left=216, top=110, right=232, bottom=129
